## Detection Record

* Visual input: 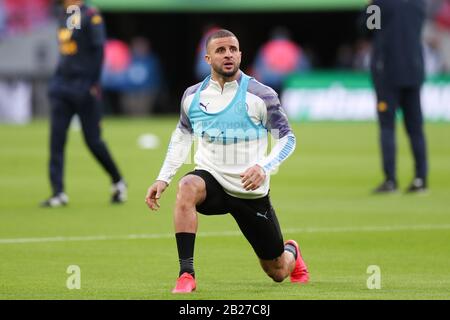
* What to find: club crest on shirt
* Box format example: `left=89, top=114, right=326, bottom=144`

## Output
left=234, top=101, right=249, bottom=114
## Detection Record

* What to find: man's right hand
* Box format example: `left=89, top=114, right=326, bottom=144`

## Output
left=145, top=180, right=168, bottom=211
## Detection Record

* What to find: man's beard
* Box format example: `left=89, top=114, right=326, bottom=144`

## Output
left=212, top=62, right=240, bottom=78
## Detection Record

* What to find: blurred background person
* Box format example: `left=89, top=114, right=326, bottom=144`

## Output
left=423, top=0, right=450, bottom=73
left=2, top=0, right=49, bottom=36
left=0, top=0, right=53, bottom=123
left=335, top=43, right=355, bottom=69
left=370, top=0, right=429, bottom=194
left=0, top=1, right=6, bottom=38
left=0, top=78, right=32, bottom=124
left=352, top=38, right=371, bottom=71
left=121, top=36, right=162, bottom=115
left=423, top=32, right=446, bottom=76
left=101, top=37, right=163, bottom=115
left=101, top=38, right=131, bottom=114
left=41, top=0, right=127, bottom=207
left=251, top=27, right=311, bottom=94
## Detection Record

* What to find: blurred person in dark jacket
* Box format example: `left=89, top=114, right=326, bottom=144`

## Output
left=370, top=0, right=429, bottom=194
left=41, top=0, right=126, bottom=207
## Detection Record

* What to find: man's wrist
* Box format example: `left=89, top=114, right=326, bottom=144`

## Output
left=255, top=164, right=268, bottom=177
left=256, top=163, right=268, bottom=176
left=155, top=179, right=169, bottom=187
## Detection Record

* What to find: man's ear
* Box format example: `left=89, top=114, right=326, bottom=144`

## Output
left=204, top=54, right=211, bottom=65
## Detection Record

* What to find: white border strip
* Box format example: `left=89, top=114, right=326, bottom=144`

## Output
left=1, top=224, right=449, bottom=244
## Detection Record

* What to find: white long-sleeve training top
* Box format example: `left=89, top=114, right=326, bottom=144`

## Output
left=156, top=73, right=296, bottom=199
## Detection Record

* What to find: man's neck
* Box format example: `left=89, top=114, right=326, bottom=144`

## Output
left=211, top=70, right=241, bottom=89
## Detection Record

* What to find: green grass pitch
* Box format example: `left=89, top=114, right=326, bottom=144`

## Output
left=0, top=118, right=449, bottom=300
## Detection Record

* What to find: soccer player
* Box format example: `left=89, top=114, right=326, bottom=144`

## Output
left=41, top=0, right=126, bottom=207
left=145, top=29, right=309, bottom=293
left=370, top=0, right=429, bottom=193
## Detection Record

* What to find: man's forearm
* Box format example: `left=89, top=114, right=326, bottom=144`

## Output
left=156, top=128, right=193, bottom=184
left=257, top=133, right=296, bottom=174
left=90, top=47, right=103, bottom=86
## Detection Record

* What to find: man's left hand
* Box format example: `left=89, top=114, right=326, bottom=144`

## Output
left=240, top=165, right=266, bottom=191
left=90, top=84, right=101, bottom=99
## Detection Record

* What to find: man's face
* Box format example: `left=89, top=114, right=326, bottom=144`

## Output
left=205, top=36, right=242, bottom=78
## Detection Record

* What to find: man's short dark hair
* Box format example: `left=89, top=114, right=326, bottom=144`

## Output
left=205, top=29, right=238, bottom=50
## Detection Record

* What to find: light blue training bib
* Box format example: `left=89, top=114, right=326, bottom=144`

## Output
left=188, top=73, right=267, bottom=144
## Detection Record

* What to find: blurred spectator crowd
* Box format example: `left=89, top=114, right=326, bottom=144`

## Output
left=0, top=0, right=52, bottom=39
left=0, top=0, right=450, bottom=123
left=0, top=0, right=52, bottom=124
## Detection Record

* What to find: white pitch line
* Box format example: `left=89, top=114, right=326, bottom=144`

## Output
left=1, top=224, right=450, bottom=245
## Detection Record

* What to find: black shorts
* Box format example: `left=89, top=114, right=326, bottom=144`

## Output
left=186, top=170, right=285, bottom=260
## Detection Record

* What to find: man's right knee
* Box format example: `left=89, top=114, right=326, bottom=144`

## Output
left=260, top=258, right=288, bottom=283
left=266, top=269, right=286, bottom=283
left=176, top=175, right=206, bottom=207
